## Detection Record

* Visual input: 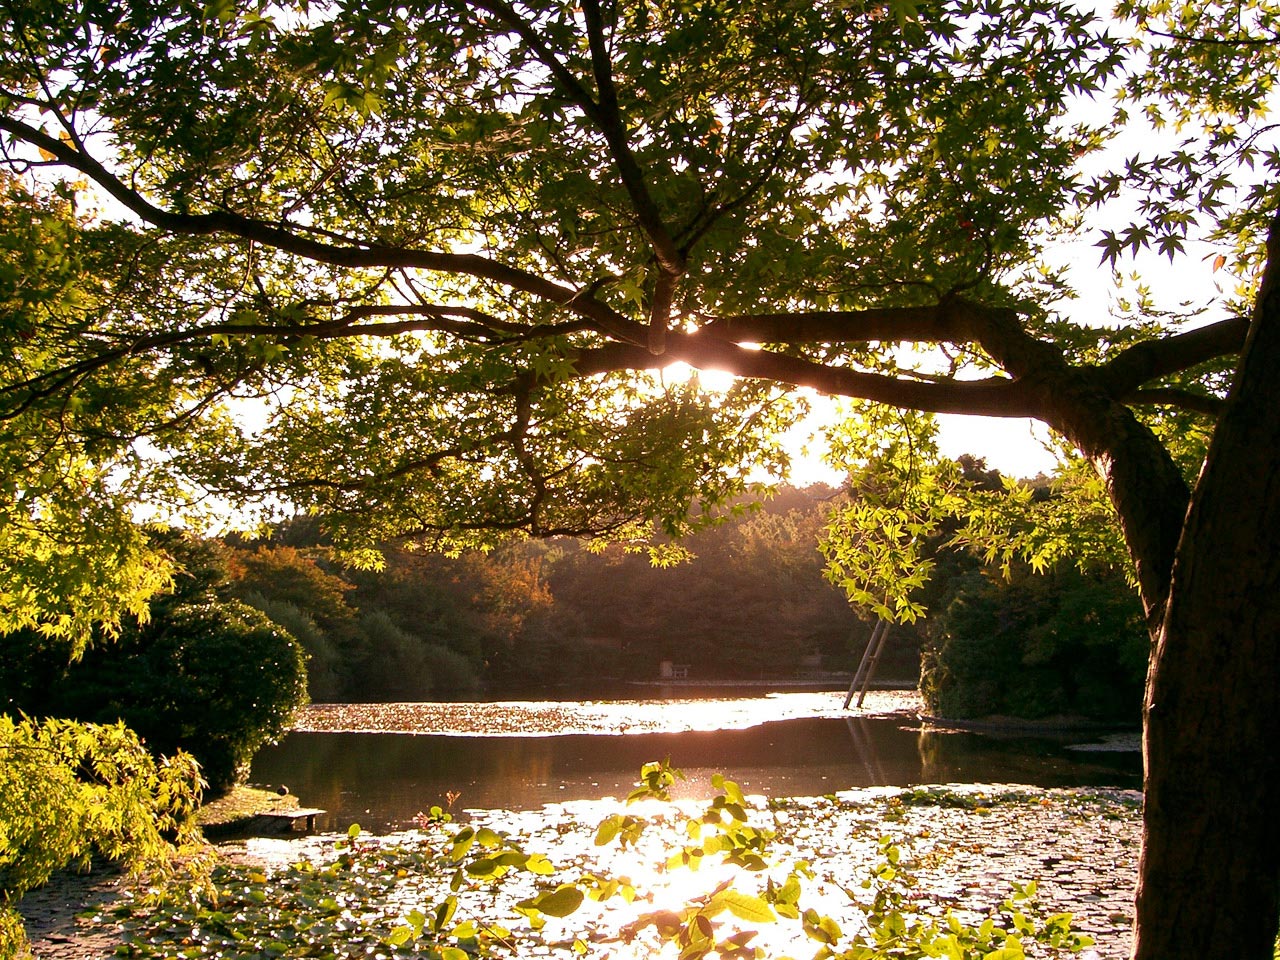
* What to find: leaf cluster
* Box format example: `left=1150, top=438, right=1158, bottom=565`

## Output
left=0, top=715, right=201, bottom=902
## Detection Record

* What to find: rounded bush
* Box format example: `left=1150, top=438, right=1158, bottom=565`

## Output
left=3, top=599, right=308, bottom=794
left=120, top=600, right=309, bottom=790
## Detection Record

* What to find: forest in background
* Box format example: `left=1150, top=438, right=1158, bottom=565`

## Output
left=220, top=459, right=1148, bottom=722
left=1, top=459, right=1148, bottom=736
left=224, top=482, right=872, bottom=700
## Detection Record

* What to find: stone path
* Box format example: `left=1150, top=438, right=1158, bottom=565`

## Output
left=13, top=867, right=126, bottom=960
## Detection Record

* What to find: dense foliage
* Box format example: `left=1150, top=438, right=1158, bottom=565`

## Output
left=0, top=0, right=1186, bottom=642
left=0, top=536, right=308, bottom=792
left=920, top=565, right=1148, bottom=722
left=221, top=472, right=1146, bottom=714
left=0, top=715, right=201, bottom=955
left=5, top=0, right=1280, bottom=953
left=214, top=487, right=873, bottom=695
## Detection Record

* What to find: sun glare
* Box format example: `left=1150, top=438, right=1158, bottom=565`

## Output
left=660, top=360, right=739, bottom=395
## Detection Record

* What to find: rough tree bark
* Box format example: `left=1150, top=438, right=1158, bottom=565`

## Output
left=1132, top=215, right=1280, bottom=960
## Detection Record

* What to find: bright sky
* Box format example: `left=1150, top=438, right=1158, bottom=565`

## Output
left=779, top=404, right=1058, bottom=488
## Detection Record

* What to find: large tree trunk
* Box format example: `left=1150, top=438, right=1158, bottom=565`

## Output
left=1132, top=220, right=1280, bottom=959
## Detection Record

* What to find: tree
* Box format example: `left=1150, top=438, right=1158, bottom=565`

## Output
left=1, top=0, right=1276, bottom=955
left=920, top=563, right=1147, bottom=721
left=0, top=715, right=202, bottom=955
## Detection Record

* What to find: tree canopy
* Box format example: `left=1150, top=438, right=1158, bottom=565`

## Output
left=4, top=0, right=1280, bottom=956
left=3, top=0, right=1234, bottom=638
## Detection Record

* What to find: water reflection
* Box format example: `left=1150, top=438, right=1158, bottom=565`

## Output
left=249, top=716, right=1140, bottom=833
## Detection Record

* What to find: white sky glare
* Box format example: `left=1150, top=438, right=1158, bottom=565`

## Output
left=781, top=406, right=1058, bottom=488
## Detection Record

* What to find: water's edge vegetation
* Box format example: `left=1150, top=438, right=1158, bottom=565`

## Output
left=108, top=775, right=1139, bottom=960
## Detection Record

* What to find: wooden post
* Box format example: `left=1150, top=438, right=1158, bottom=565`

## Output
left=856, top=622, right=891, bottom=708
left=844, top=621, right=884, bottom=709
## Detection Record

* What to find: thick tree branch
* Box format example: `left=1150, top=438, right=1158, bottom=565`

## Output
left=908, top=301, right=1195, bottom=622
left=707, top=307, right=1248, bottom=399
left=580, top=0, right=684, bottom=353
left=1099, top=316, right=1249, bottom=394
left=572, top=336, right=1036, bottom=417
left=0, top=116, right=645, bottom=346
left=579, top=0, right=684, bottom=274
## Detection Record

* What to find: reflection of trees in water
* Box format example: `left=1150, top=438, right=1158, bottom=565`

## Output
left=915, top=726, right=1063, bottom=785
left=916, top=728, right=960, bottom=785
left=489, top=739, right=556, bottom=800
left=912, top=725, right=1142, bottom=790
left=250, top=717, right=1140, bottom=830
left=843, top=717, right=888, bottom=783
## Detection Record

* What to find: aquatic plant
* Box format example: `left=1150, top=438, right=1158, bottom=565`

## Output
left=107, top=762, right=1099, bottom=960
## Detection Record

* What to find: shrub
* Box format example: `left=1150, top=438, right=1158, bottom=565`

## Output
left=114, top=601, right=309, bottom=791
left=1, top=600, right=308, bottom=795
left=0, top=715, right=201, bottom=956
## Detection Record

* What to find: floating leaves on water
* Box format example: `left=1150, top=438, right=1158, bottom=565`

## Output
left=105, top=778, right=1115, bottom=959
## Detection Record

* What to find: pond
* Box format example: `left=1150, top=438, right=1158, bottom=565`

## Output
left=248, top=690, right=1141, bottom=832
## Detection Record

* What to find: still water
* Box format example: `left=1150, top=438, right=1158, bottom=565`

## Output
left=249, top=702, right=1140, bottom=832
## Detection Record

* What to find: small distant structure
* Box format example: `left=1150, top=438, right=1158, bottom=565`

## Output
left=659, top=659, right=690, bottom=680
left=797, top=652, right=824, bottom=679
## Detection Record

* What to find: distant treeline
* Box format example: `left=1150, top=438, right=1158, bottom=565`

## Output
left=224, top=467, right=1148, bottom=722
left=3, top=464, right=1148, bottom=733
left=221, top=483, right=883, bottom=700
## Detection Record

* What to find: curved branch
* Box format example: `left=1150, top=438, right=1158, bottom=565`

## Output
left=1099, top=316, right=1249, bottom=394
left=579, top=0, right=684, bottom=274
left=225, top=449, right=464, bottom=496
left=572, top=336, right=1036, bottom=417
left=1123, top=387, right=1227, bottom=417
left=0, top=115, right=644, bottom=345
left=0, top=305, right=595, bottom=420
left=469, top=0, right=684, bottom=355
left=1145, top=27, right=1280, bottom=46
left=471, top=0, right=684, bottom=283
